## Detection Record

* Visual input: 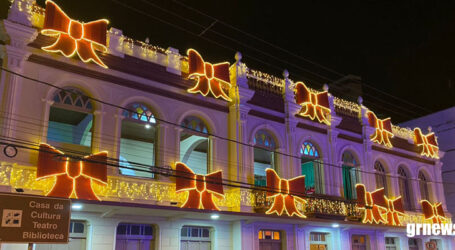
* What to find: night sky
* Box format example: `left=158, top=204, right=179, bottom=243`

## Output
left=2, top=0, right=455, bottom=122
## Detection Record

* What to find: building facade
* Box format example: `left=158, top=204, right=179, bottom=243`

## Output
left=0, top=1, right=452, bottom=249
left=401, top=107, right=455, bottom=220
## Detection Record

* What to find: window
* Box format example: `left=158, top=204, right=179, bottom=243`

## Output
left=36, top=220, right=87, bottom=250
left=301, top=141, right=324, bottom=194
left=119, top=103, right=156, bottom=178
left=119, top=103, right=157, bottom=178
left=398, top=166, right=413, bottom=210
left=419, top=171, right=431, bottom=201
left=310, top=232, right=328, bottom=250
left=342, top=151, right=359, bottom=199
left=254, top=129, right=276, bottom=186
left=258, top=230, right=282, bottom=250
left=374, top=161, right=388, bottom=195
left=351, top=235, right=367, bottom=250
left=116, top=223, right=154, bottom=250
left=181, top=226, right=211, bottom=250
left=385, top=237, right=398, bottom=250
left=180, top=116, right=210, bottom=175
left=408, top=238, right=420, bottom=250
left=47, top=88, right=93, bottom=152
left=429, top=239, right=442, bottom=250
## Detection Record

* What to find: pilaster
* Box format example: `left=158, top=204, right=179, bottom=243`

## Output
left=1, top=6, right=38, bottom=139
left=359, top=97, right=376, bottom=189
left=228, top=52, right=254, bottom=184
left=327, top=85, right=342, bottom=196
left=282, top=70, right=301, bottom=178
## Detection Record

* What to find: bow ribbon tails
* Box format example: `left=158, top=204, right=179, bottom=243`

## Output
left=356, top=184, right=387, bottom=224
left=421, top=200, right=447, bottom=224
left=265, top=169, right=307, bottom=218
left=367, top=111, right=394, bottom=147
left=41, top=0, right=109, bottom=68
left=414, top=128, right=439, bottom=158
left=385, top=197, right=405, bottom=226
left=36, top=144, right=108, bottom=200
left=187, top=49, right=232, bottom=101
left=295, top=82, right=331, bottom=125
left=175, top=162, right=224, bottom=210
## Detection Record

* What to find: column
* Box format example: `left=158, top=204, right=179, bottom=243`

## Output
left=282, top=70, right=301, bottom=179
left=359, top=97, right=376, bottom=190
left=327, top=85, right=342, bottom=196
left=0, top=0, right=38, bottom=140
left=228, top=52, right=254, bottom=184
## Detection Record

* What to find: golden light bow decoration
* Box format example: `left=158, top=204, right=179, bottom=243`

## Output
left=421, top=200, right=447, bottom=224
left=367, top=111, right=394, bottom=147
left=41, top=0, right=109, bottom=68
left=355, top=184, right=387, bottom=224
left=384, top=197, right=405, bottom=226
left=36, top=144, right=107, bottom=200
left=295, top=82, right=331, bottom=125
left=414, top=128, right=439, bottom=159
left=187, top=49, right=232, bottom=101
left=175, top=162, right=224, bottom=210
left=265, top=169, right=307, bottom=218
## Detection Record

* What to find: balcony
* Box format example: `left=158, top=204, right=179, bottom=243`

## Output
left=252, top=189, right=361, bottom=220
left=0, top=163, right=449, bottom=225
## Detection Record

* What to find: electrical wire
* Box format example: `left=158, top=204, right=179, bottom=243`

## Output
left=108, top=0, right=428, bottom=119
left=169, top=0, right=433, bottom=113
left=0, top=66, right=441, bottom=182
left=0, top=114, right=445, bottom=187
left=125, top=0, right=431, bottom=118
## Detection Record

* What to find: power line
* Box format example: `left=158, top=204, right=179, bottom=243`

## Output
left=1, top=66, right=440, bottom=180
left=108, top=0, right=428, bottom=119
left=0, top=111, right=444, bottom=188
left=169, top=0, right=433, bottom=114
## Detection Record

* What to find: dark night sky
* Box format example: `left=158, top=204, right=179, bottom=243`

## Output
left=2, top=0, right=455, bottom=122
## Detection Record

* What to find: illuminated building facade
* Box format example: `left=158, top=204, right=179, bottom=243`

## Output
left=0, top=1, right=452, bottom=249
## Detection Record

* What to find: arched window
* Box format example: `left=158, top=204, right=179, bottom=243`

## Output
left=119, top=103, right=156, bottom=178
left=254, top=129, right=276, bottom=186
left=398, top=166, right=413, bottom=210
left=342, top=151, right=359, bottom=199
left=301, top=141, right=324, bottom=194
left=47, top=88, right=93, bottom=153
left=374, top=161, right=388, bottom=195
left=419, top=171, right=431, bottom=201
left=180, top=116, right=209, bottom=175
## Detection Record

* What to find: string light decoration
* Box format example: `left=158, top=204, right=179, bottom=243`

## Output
left=355, top=184, right=387, bottom=224
left=392, top=125, right=414, bottom=141
left=187, top=49, right=232, bottom=101
left=175, top=162, right=224, bottom=210
left=295, top=82, right=331, bottom=125
left=414, top=128, right=439, bottom=159
left=333, top=97, right=361, bottom=117
left=4, top=161, right=447, bottom=225
left=367, top=111, right=394, bottom=147
left=384, top=197, right=405, bottom=226
left=246, top=68, right=284, bottom=88
left=36, top=144, right=107, bottom=200
left=421, top=200, right=447, bottom=224
left=40, top=0, right=109, bottom=68
left=265, top=169, right=307, bottom=218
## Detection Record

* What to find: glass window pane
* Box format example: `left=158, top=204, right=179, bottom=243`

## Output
left=191, top=228, right=199, bottom=237
left=202, top=228, right=210, bottom=238
left=181, top=227, right=188, bottom=237
left=144, top=226, right=153, bottom=236
left=117, top=224, right=127, bottom=235
left=73, top=222, right=84, bottom=233
left=130, top=225, right=140, bottom=235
